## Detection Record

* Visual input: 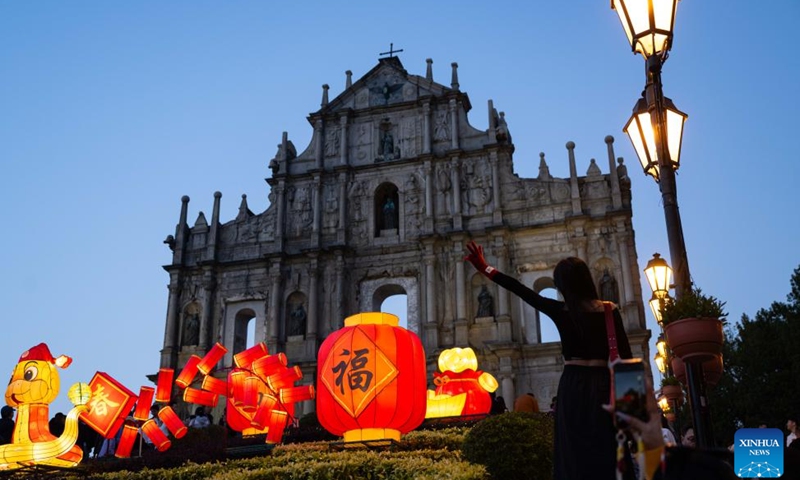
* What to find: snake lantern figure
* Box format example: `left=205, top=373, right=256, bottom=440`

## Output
left=1, top=343, right=91, bottom=470
left=425, top=347, right=499, bottom=418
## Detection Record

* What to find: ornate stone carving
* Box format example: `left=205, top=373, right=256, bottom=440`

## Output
left=324, top=127, right=340, bottom=157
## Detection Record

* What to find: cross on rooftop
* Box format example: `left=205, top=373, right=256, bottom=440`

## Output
left=379, top=43, right=403, bottom=58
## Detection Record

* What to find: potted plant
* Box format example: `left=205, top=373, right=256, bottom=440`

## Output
left=660, top=376, right=683, bottom=404
left=661, top=288, right=727, bottom=363
left=671, top=354, right=724, bottom=387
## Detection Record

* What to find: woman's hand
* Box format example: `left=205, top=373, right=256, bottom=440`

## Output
left=603, top=375, right=664, bottom=451
left=464, top=241, right=496, bottom=278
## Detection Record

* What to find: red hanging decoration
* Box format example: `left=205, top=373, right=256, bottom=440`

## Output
left=155, top=368, right=174, bottom=402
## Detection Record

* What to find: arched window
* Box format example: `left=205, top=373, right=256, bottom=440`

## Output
left=380, top=293, right=408, bottom=330
left=233, top=308, right=256, bottom=354
left=374, top=182, right=399, bottom=236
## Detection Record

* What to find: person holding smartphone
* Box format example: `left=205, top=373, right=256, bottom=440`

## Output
left=465, top=241, right=633, bottom=480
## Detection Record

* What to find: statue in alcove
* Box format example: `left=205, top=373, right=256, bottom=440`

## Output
left=476, top=285, right=494, bottom=318
left=183, top=312, right=200, bottom=346
left=288, top=304, right=307, bottom=337
left=599, top=269, right=619, bottom=304
left=382, top=197, right=397, bottom=230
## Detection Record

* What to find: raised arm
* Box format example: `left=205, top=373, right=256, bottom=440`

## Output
left=464, top=241, right=562, bottom=317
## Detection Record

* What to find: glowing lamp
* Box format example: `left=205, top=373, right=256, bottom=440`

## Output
left=252, top=353, right=288, bottom=380
left=201, top=375, right=228, bottom=396
left=649, top=294, right=664, bottom=324
left=155, top=368, right=174, bottom=402
left=251, top=394, right=279, bottom=429
left=644, top=253, right=672, bottom=297
left=656, top=335, right=668, bottom=358
left=657, top=396, right=670, bottom=412
left=438, top=347, right=478, bottom=373
left=624, top=97, right=687, bottom=182
left=317, top=312, right=427, bottom=442
left=266, top=365, right=302, bottom=391
left=158, top=406, right=187, bottom=439
left=228, top=370, right=248, bottom=407
left=280, top=385, right=315, bottom=405
left=114, top=423, right=139, bottom=458
left=142, top=418, right=171, bottom=452
left=234, top=343, right=269, bottom=369
left=196, top=343, right=228, bottom=376
left=426, top=347, right=497, bottom=418
left=82, top=372, right=138, bottom=439
left=183, top=387, right=218, bottom=407
left=266, top=410, right=289, bottom=444
left=68, top=382, right=92, bottom=406
left=133, top=387, right=155, bottom=421
left=654, top=352, right=666, bottom=374
left=175, top=355, right=202, bottom=389
left=243, top=376, right=261, bottom=412
left=611, top=0, right=679, bottom=58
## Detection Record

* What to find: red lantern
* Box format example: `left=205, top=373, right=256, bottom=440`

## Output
left=266, top=365, right=302, bottom=391
left=196, top=343, right=228, bottom=375
left=266, top=410, right=288, bottom=444
left=317, top=312, right=427, bottom=442
left=234, top=343, right=269, bottom=369
left=155, top=368, right=174, bottom=402
left=243, top=376, right=261, bottom=412
left=252, top=353, right=287, bottom=380
left=133, top=387, right=155, bottom=421
left=183, top=387, right=218, bottom=407
left=81, top=372, right=138, bottom=439
left=141, top=419, right=171, bottom=452
left=114, top=423, right=139, bottom=458
left=251, top=394, right=278, bottom=429
left=201, top=375, right=228, bottom=396
left=158, top=406, right=187, bottom=439
left=280, top=385, right=315, bottom=405
left=175, top=355, right=201, bottom=389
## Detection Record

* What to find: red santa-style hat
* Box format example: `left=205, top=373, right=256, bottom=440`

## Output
left=19, top=343, right=72, bottom=369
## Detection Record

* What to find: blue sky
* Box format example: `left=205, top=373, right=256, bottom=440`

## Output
left=2, top=1, right=798, bottom=415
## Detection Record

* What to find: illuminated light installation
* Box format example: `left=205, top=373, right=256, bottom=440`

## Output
left=133, top=387, right=155, bottom=421
left=175, top=355, right=202, bottom=388
left=115, top=423, right=139, bottom=459
left=174, top=342, right=314, bottom=444
left=317, top=312, right=427, bottom=443
left=425, top=347, right=499, bottom=419
left=196, top=343, right=228, bottom=375
left=0, top=344, right=91, bottom=469
left=155, top=368, right=175, bottom=403
left=81, top=372, right=138, bottom=440
left=158, top=406, right=187, bottom=439
left=141, top=419, right=171, bottom=452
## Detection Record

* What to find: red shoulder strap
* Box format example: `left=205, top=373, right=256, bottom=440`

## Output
left=604, top=302, right=619, bottom=362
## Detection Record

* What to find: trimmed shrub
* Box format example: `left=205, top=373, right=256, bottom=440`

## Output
left=461, top=412, right=554, bottom=480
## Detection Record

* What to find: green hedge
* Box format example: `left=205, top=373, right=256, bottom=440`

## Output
left=461, top=412, right=554, bottom=480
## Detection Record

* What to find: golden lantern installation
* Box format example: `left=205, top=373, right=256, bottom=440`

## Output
left=317, top=312, right=427, bottom=443
left=0, top=343, right=90, bottom=469
left=425, top=347, right=499, bottom=419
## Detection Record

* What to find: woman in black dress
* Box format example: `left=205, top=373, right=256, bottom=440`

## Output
left=464, top=241, right=632, bottom=480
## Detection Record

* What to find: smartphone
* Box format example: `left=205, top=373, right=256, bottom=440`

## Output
left=611, top=359, right=649, bottom=426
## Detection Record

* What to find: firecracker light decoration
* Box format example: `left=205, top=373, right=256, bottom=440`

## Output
left=0, top=343, right=90, bottom=469
left=174, top=342, right=314, bottom=444
left=425, top=347, right=499, bottom=419
left=316, top=312, right=427, bottom=443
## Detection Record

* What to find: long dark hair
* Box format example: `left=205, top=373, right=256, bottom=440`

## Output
left=553, top=257, right=599, bottom=323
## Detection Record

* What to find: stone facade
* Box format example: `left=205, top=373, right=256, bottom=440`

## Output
left=160, top=56, right=650, bottom=416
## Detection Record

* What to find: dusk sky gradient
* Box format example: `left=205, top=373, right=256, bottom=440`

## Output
left=2, top=1, right=798, bottom=415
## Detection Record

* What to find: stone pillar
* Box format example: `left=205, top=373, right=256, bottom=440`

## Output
left=307, top=258, right=319, bottom=359
left=172, top=195, right=190, bottom=265
left=312, top=175, right=321, bottom=244
left=616, top=227, right=635, bottom=307
left=200, top=271, right=216, bottom=350
left=339, top=114, right=349, bottom=166
left=501, top=374, right=516, bottom=411
left=345, top=70, right=352, bottom=89
left=314, top=119, right=323, bottom=170
left=334, top=252, right=345, bottom=330
left=451, top=158, right=462, bottom=230
left=605, top=136, right=623, bottom=210
left=423, top=253, right=438, bottom=349
left=206, top=191, right=221, bottom=261
left=337, top=172, right=347, bottom=243
left=422, top=101, right=431, bottom=154
left=489, top=151, right=502, bottom=224
left=276, top=180, right=286, bottom=248
left=426, top=58, right=433, bottom=81
left=423, top=161, right=433, bottom=231
left=454, top=239, right=467, bottom=345
left=567, top=141, right=582, bottom=215
left=161, top=278, right=181, bottom=367
left=268, top=262, right=282, bottom=352
left=449, top=98, right=459, bottom=150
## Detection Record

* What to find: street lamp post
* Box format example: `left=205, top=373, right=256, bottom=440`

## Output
left=612, top=0, right=715, bottom=447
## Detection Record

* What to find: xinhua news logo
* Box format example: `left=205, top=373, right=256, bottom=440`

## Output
left=734, top=428, right=783, bottom=478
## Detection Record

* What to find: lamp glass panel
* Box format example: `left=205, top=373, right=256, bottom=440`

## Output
left=654, top=354, right=666, bottom=374
left=624, top=0, right=651, bottom=39
left=665, top=107, right=686, bottom=166
left=657, top=338, right=667, bottom=357
left=653, top=0, right=677, bottom=33
left=649, top=297, right=663, bottom=324
left=612, top=0, right=634, bottom=47
left=625, top=112, right=660, bottom=178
